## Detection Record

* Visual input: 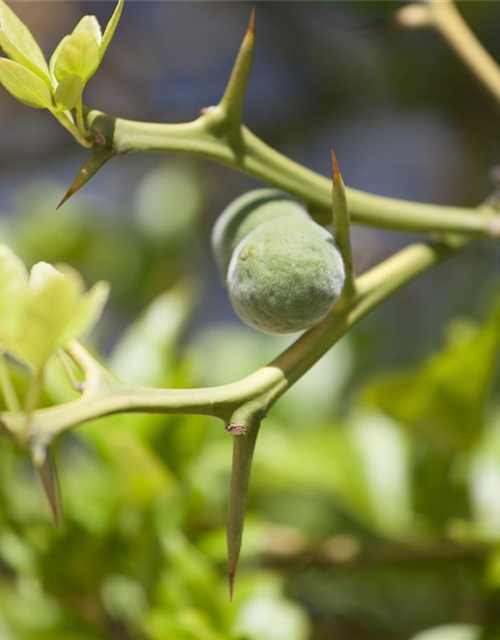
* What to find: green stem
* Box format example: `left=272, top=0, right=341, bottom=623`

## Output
left=85, top=109, right=499, bottom=237
left=1, top=237, right=460, bottom=441
left=0, top=354, right=21, bottom=435
left=24, top=369, right=44, bottom=437
left=57, top=349, right=84, bottom=392
left=52, top=110, right=93, bottom=148
left=429, top=1, right=500, bottom=110
left=75, top=99, right=86, bottom=136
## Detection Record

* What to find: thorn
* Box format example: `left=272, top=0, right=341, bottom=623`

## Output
left=229, top=569, right=235, bottom=602
left=57, top=146, right=115, bottom=209
left=218, top=7, right=257, bottom=127
left=330, top=149, right=356, bottom=294
left=32, top=441, right=62, bottom=528
left=330, top=148, right=342, bottom=185
left=248, top=6, right=256, bottom=36
left=226, top=420, right=260, bottom=601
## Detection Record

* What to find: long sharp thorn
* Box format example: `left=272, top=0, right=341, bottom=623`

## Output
left=57, top=146, right=115, bottom=209
left=226, top=420, right=260, bottom=600
left=229, top=570, right=235, bottom=602
left=218, top=7, right=256, bottom=127
left=32, top=442, right=63, bottom=527
left=331, top=149, right=355, bottom=296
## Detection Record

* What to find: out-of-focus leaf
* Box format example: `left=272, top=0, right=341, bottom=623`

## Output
left=411, top=625, right=481, bottom=640
left=251, top=425, right=374, bottom=529
left=0, top=244, right=27, bottom=346
left=0, top=58, right=52, bottom=108
left=101, top=574, right=147, bottom=626
left=54, top=31, right=100, bottom=85
left=134, top=163, right=203, bottom=246
left=0, top=1, right=50, bottom=83
left=7, top=261, right=108, bottom=370
left=110, top=282, right=195, bottom=386
left=469, top=415, right=500, bottom=539
left=350, top=411, right=413, bottom=536
left=233, top=592, right=310, bottom=640
left=96, top=431, right=176, bottom=506
left=54, top=74, right=83, bottom=111
left=365, top=305, right=500, bottom=451
left=100, top=0, right=124, bottom=60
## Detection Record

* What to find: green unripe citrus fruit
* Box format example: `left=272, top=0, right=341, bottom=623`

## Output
left=226, top=215, right=345, bottom=334
left=211, top=188, right=309, bottom=277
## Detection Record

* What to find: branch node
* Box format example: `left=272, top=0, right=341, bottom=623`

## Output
left=225, top=422, right=248, bottom=436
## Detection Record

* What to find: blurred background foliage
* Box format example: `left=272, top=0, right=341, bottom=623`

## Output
left=1, top=1, right=500, bottom=639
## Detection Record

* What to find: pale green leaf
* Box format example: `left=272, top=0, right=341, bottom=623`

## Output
left=0, top=244, right=27, bottom=346
left=61, top=280, right=110, bottom=344
left=411, top=625, right=480, bottom=640
left=100, top=0, right=124, bottom=60
left=54, top=31, right=100, bottom=85
left=7, top=262, right=108, bottom=370
left=13, top=262, right=80, bottom=368
left=0, top=1, right=50, bottom=84
left=72, top=15, right=102, bottom=47
left=54, top=74, right=83, bottom=111
left=0, top=58, right=53, bottom=109
left=49, top=35, right=68, bottom=86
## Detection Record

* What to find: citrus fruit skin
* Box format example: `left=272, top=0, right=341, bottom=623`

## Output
left=227, top=216, right=345, bottom=334
left=211, top=189, right=309, bottom=277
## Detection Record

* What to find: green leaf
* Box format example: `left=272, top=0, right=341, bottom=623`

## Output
left=364, top=304, right=500, bottom=452
left=49, top=35, right=68, bottom=87
left=7, top=262, right=109, bottom=370
left=0, top=1, right=50, bottom=84
left=54, top=31, right=100, bottom=85
left=110, top=283, right=195, bottom=386
left=60, top=281, right=110, bottom=344
left=0, top=244, right=27, bottom=346
left=100, top=0, right=124, bottom=60
left=73, top=15, right=102, bottom=47
left=0, top=58, right=53, bottom=109
left=54, top=74, right=83, bottom=111
left=411, top=625, right=481, bottom=640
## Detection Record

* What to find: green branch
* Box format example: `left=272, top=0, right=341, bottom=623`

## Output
left=82, top=108, right=500, bottom=237
left=397, top=1, right=500, bottom=111
left=0, top=236, right=460, bottom=443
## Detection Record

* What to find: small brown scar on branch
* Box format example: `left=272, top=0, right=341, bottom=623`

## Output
left=225, top=423, right=247, bottom=436
left=93, top=132, right=107, bottom=147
